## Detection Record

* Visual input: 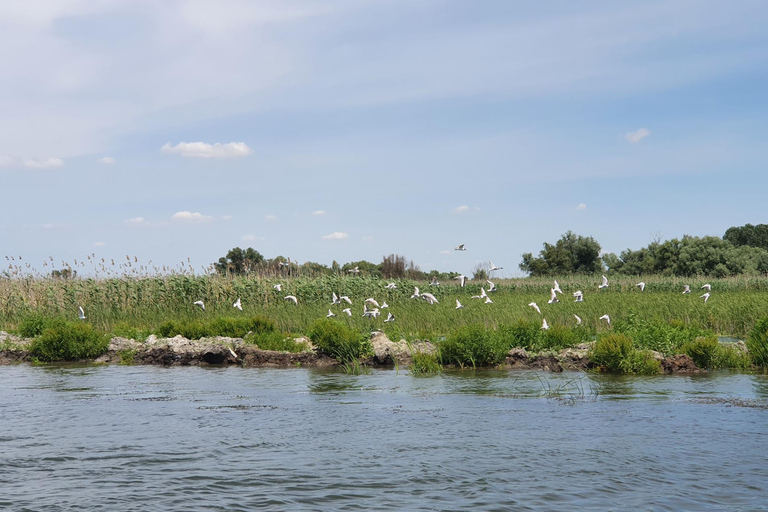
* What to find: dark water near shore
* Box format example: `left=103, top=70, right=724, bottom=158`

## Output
left=1, top=366, right=767, bottom=511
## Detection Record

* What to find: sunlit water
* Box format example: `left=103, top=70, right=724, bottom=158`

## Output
left=1, top=365, right=767, bottom=511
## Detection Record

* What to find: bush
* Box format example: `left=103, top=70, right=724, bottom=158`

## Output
left=590, top=333, right=635, bottom=373
left=440, top=325, right=506, bottom=367
left=496, top=321, right=540, bottom=351
left=308, top=319, right=371, bottom=362
left=410, top=351, right=442, bottom=375
left=711, top=343, right=752, bottom=370
left=30, top=321, right=109, bottom=361
left=619, top=350, right=662, bottom=375
left=747, top=318, right=768, bottom=367
left=538, top=325, right=583, bottom=351
left=618, top=318, right=704, bottom=356
left=17, top=313, right=57, bottom=338
left=680, top=336, right=720, bottom=369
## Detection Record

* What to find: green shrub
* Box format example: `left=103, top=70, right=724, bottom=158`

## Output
left=243, top=331, right=307, bottom=352
left=439, top=325, right=506, bottom=367
left=30, top=321, right=109, bottom=361
left=618, top=319, right=704, bottom=356
left=496, top=321, right=540, bottom=351
left=538, top=325, right=583, bottom=351
left=308, top=319, right=371, bottom=362
left=112, top=322, right=150, bottom=341
left=17, top=314, right=58, bottom=338
left=711, top=343, right=752, bottom=369
left=619, top=350, right=662, bottom=375
left=590, top=333, right=635, bottom=373
left=747, top=317, right=768, bottom=367
left=680, top=336, right=720, bottom=369
left=410, top=351, right=442, bottom=375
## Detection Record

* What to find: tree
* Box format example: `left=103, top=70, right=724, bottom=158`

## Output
left=723, top=223, right=768, bottom=251
left=213, top=247, right=264, bottom=275
left=519, top=231, right=602, bottom=276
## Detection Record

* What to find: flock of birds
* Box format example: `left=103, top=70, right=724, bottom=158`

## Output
left=73, top=244, right=715, bottom=333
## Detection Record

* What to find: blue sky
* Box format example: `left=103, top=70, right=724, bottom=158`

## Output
left=1, top=0, right=767, bottom=277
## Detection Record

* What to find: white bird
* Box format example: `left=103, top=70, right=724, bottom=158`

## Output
left=471, top=287, right=488, bottom=299
left=542, top=318, right=549, bottom=330
left=233, top=298, right=242, bottom=311
left=326, top=309, right=336, bottom=318
left=339, top=295, right=352, bottom=305
left=385, top=282, right=397, bottom=290
left=486, top=280, right=497, bottom=292
left=193, top=300, right=205, bottom=311
left=599, top=275, right=609, bottom=290
left=454, top=244, right=466, bottom=251
left=528, top=302, right=541, bottom=314
left=228, top=347, right=238, bottom=359
left=363, top=305, right=380, bottom=318
left=702, top=283, right=712, bottom=292
left=553, top=280, right=563, bottom=294
left=364, top=298, right=380, bottom=308
left=348, top=266, right=360, bottom=274
left=637, top=282, right=645, bottom=292
left=342, top=308, right=352, bottom=316
left=683, top=285, right=691, bottom=294
left=78, top=306, right=86, bottom=320
left=273, top=284, right=282, bottom=292
left=547, top=288, right=560, bottom=304
left=489, top=261, right=503, bottom=272
left=420, top=292, right=439, bottom=305
left=455, top=299, right=464, bottom=309
left=284, top=295, right=298, bottom=305
left=453, top=274, right=467, bottom=287
left=573, top=290, right=584, bottom=303
left=430, top=277, right=440, bottom=286
left=332, top=292, right=340, bottom=305
left=384, top=312, right=395, bottom=323
left=278, top=261, right=290, bottom=268
left=599, top=314, right=611, bottom=326
left=574, top=314, right=582, bottom=325
left=410, top=286, right=421, bottom=299
left=700, top=292, right=711, bottom=303
left=484, top=296, right=493, bottom=304
left=381, top=302, right=389, bottom=309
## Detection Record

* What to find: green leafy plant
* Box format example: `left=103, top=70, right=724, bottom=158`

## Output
left=747, top=317, right=768, bottom=367
left=30, top=321, right=109, bottom=361
left=308, top=319, right=371, bottom=362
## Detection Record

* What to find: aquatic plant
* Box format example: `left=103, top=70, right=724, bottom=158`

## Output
left=308, top=319, right=371, bottom=362
left=747, top=317, right=768, bottom=367
left=409, top=351, right=442, bottom=375
left=680, top=336, right=720, bottom=369
left=29, top=320, right=109, bottom=361
left=439, top=324, right=507, bottom=368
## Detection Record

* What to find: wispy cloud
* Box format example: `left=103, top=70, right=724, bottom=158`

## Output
left=323, top=231, right=349, bottom=240
left=311, top=210, right=327, bottom=216
left=161, top=142, right=253, bottom=158
left=222, top=215, right=233, bottom=221
left=576, top=203, right=587, bottom=211
left=170, top=211, right=213, bottom=223
left=625, top=128, right=651, bottom=143
left=124, top=217, right=146, bottom=225
left=99, top=156, right=115, bottom=164
left=93, top=241, right=106, bottom=247
left=362, top=235, right=373, bottom=242
left=265, top=214, right=278, bottom=221
left=453, top=205, right=470, bottom=214
left=241, top=234, right=265, bottom=242
left=24, top=157, right=64, bottom=169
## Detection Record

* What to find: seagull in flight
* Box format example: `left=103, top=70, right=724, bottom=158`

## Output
left=410, top=287, right=420, bottom=299
left=682, top=285, right=691, bottom=294
left=342, top=308, right=352, bottom=316
left=455, top=299, right=464, bottom=309
left=453, top=275, right=467, bottom=287
left=381, top=302, right=389, bottom=309
left=553, top=280, right=563, bottom=294
left=78, top=306, right=86, bottom=320
left=430, top=277, right=440, bottom=286
left=365, top=298, right=381, bottom=308
left=284, top=295, right=298, bottom=305
left=489, top=261, right=503, bottom=272
left=486, top=280, right=497, bottom=292
left=420, top=292, right=439, bottom=305
left=348, top=266, right=360, bottom=274
left=484, top=297, right=493, bottom=304
left=574, top=314, right=582, bottom=325
left=471, top=287, right=487, bottom=299
left=700, top=292, right=711, bottom=303
left=385, top=282, right=397, bottom=290
left=326, top=309, right=336, bottom=318
left=636, top=282, right=645, bottom=292
left=528, top=302, right=541, bottom=314
left=273, top=283, right=282, bottom=292
left=384, top=313, right=395, bottom=323
left=454, top=244, right=466, bottom=251
left=339, top=295, right=352, bottom=305
left=572, top=290, right=583, bottom=302
left=193, top=300, right=205, bottom=311
left=278, top=261, right=290, bottom=268
left=599, top=275, right=609, bottom=290
left=701, top=283, right=711, bottom=292
left=233, top=298, right=242, bottom=311
left=542, top=318, right=549, bottom=330
left=332, top=292, right=340, bottom=305
left=599, top=314, right=611, bottom=326
left=363, top=305, right=380, bottom=318
left=547, top=288, right=559, bottom=304
left=228, top=347, right=238, bottom=360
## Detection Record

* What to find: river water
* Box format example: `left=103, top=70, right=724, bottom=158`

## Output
left=1, top=365, right=767, bottom=511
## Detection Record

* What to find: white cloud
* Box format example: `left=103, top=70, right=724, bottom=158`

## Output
left=311, top=210, right=327, bottom=216
left=99, top=156, right=115, bottom=164
left=576, top=203, right=587, bottom=211
left=222, top=215, right=233, bottom=221
left=24, top=157, right=64, bottom=169
left=624, top=128, right=651, bottom=143
left=93, top=242, right=106, bottom=247
left=0, top=155, right=12, bottom=167
left=323, top=231, right=349, bottom=240
left=125, top=217, right=146, bottom=225
left=160, top=142, right=253, bottom=158
left=453, top=205, right=470, bottom=213
left=362, top=235, right=373, bottom=242
left=241, top=234, right=256, bottom=241
left=170, top=211, right=213, bottom=223
left=265, top=214, right=278, bottom=221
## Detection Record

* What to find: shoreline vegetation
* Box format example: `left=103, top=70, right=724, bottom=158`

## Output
left=2, top=273, right=768, bottom=374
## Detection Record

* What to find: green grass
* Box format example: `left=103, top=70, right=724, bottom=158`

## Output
left=29, top=320, right=109, bottom=362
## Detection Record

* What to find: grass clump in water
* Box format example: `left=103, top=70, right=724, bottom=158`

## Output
left=439, top=325, right=507, bottom=368
left=410, top=351, right=442, bottom=375
left=747, top=317, right=768, bottom=367
left=308, top=318, right=371, bottom=362
left=30, top=320, right=109, bottom=361
left=680, top=336, right=720, bottom=369
left=590, top=333, right=661, bottom=375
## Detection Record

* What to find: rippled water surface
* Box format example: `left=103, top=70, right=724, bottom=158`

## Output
left=2, top=365, right=767, bottom=511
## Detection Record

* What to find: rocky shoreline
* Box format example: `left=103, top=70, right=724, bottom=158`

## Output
left=0, top=330, right=704, bottom=373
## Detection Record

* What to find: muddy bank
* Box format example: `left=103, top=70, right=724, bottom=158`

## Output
left=0, top=330, right=703, bottom=373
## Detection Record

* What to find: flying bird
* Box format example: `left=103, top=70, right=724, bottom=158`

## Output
left=599, top=314, right=611, bottom=326
left=193, top=300, right=205, bottom=311
left=599, top=275, right=609, bottom=290
left=233, top=298, right=242, bottom=311
left=228, top=347, right=238, bottom=359
left=455, top=299, right=464, bottom=309
left=486, top=280, right=497, bottom=292
left=284, top=295, right=298, bottom=305
left=381, top=302, right=389, bottom=309
left=573, top=290, right=584, bottom=302
left=365, top=298, right=381, bottom=308
left=702, top=283, right=712, bottom=292
left=454, top=244, right=466, bottom=251
left=430, top=277, right=440, bottom=286
left=528, top=302, right=541, bottom=314
left=385, top=282, right=397, bottom=290
left=484, top=297, right=493, bottom=304
left=637, top=282, right=645, bottom=292
left=553, top=280, right=563, bottom=294
left=326, top=309, right=336, bottom=318
left=273, top=284, right=282, bottom=292
left=700, top=292, right=710, bottom=303
left=342, top=308, right=352, bottom=316
left=453, top=275, right=467, bottom=287
left=339, top=295, right=353, bottom=305
left=420, top=292, right=439, bottom=305
left=574, top=314, right=582, bottom=325
left=332, top=292, right=340, bottom=305
left=348, top=266, right=360, bottom=274
left=542, top=318, right=549, bottom=330
left=278, top=261, right=290, bottom=268
left=471, top=288, right=487, bottom=299
left=489, top=261, right=503, bottom=272
left=363, top=305, right=380, bottom=318
left=384, top=313, right=395, bottom=323
left=78, top=306, right=86, bottom=320
left=410, top=287, right=420, bottom=299
left=547, top=288, right=560, bottom=304
left=682, top=285, right=691, bottom=294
